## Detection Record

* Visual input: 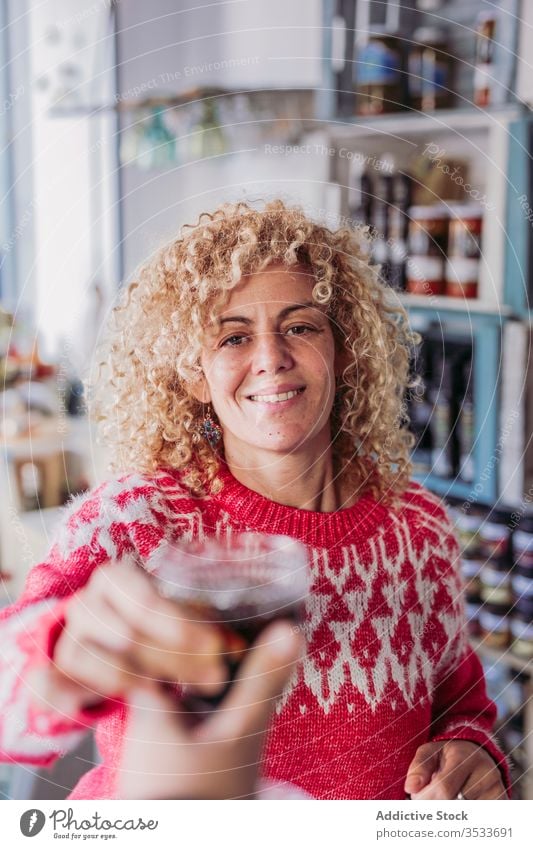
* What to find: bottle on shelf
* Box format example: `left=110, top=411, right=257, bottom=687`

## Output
left=445, top=204, right=483, bottom=299
left=452, top=505, right=485, bottom=637
left=347, top=156, right=373, bottom=225
left=428, top=347, right=454, bottom=479
left=406, top=205, right=449, bottom=295
left=473, top=12, right=497, bottom=108
left=457, top=355, right=475, bottom=483
left=369, top=153, right=403, bottom=284
left=354, top=32, right=405, bottom=115
left=190, top=100, right=227, bottom=160
left=511, top=517, right=533, bottom=660
left=408, top=27, right=453, bottom=112
left=136, top=105, right=176, bottom=170
left=388, top=167, right=411, bottom=290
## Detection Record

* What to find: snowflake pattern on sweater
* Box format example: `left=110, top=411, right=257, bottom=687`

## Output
left=0, top=466, right=512, bottom=799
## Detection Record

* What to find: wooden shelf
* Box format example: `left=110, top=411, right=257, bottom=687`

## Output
left=47, top=86, right=316, bottom=118
left=396, top=293, right=514, bottom=317
left=327, top=105, right=525, bottom=140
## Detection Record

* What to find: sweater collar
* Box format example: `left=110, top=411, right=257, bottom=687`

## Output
left=212, top=462, right=391, bottom=549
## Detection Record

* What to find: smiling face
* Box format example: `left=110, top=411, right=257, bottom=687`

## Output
left=193, top=264, right=342, bottom=470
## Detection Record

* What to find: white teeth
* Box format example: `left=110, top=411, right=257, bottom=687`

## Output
left=250, top=389, right=302, bottom=403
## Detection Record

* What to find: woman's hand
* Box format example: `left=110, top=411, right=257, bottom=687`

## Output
left=405, top=740, right=508, bottom=800
left=116, top=620, right=303, bottom=799
left=41, top=558, right=228, bottom=713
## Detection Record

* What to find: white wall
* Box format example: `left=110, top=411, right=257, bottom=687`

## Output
left=117, top=0, right=322, bottom=96
left=28, top=0, right=118, bottom=362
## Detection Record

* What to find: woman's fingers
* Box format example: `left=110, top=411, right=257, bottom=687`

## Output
left=407, top=741, right=504, bottom=800
left=461, top=767, right=508, bottom=799
left=96, top=560, right=228, bottom=686
left=404, top=742, right=443, bottom=796
left=206, top=620, right=303, bottom=741
left=458, top=748, right=508, bottom=799
left=54, top=626, right=149, bottom=699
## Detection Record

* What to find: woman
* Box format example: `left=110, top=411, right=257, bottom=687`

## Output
left=0, top=200, right=510, bottom=800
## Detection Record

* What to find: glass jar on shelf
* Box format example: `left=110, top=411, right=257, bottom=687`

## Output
left=136, top=105, right=176, bottom=171
left=408, top=27, right=453, bottom=112
left=189, top=100, right=227, bottom=161
left=478, top=601, right=510, bottom=649
left=354, top=33, right=405, bottom=115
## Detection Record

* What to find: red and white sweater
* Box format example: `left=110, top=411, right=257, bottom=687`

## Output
left=0, top=465, right=512, bottom=799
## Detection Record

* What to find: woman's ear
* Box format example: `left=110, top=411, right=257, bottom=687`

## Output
left=188, top=373, right=211, bottom=404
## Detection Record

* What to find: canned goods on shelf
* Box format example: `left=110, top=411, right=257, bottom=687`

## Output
left=511, top=569, right=533, bottom=602
left=513, top=518, right=533, bottom=569
left=478, top=512, right=511, bottom=560
left=408, top=205, right=449, bottom=257
left=479, top=603, right=509, bottom=649
left=465, top=599, right=482, bottom=637
left=406, top=255, right=445, bottom=295
left=445, top=257, right=479, bottom=299
left=447, top=204, right=483, bottom=259
left=510, top=612, right=533, bottom=660
left=454, top=511, right=485, bottom=557
left=461, top=558, right=483, bottom=596
left=480, top=562, right=512, bottom=605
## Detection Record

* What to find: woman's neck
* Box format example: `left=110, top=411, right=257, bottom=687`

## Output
left=223, top=448, right=357, bottom=512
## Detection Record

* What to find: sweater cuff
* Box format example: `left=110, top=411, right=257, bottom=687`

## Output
left=36, top=597, right=118, bottom=730
left=431, top=724, right=513, bottom=798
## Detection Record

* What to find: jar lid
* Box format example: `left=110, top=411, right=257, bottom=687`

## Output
left=407, top=255, right=445, bottom=278
left=479, top=521, right=511, bottom=541
left=454, top=512, right=485, bottom=532
left=479, top=607, right=508, bottom=629
left=447, top=204, right=485, bottom=219
left=510, top=615, right=533, bottom=639
left=413, top=27, right=447, bottom=45
left=511, top=572, right=533, bottom=597
left=461, top=558, right=484, bottom=577
left=409, top=205, right=450, bottom=220
left=445, top=257, right=480, bottom=282
left=513, top=529, right=533, bottom=553
left=481, top=563, right=511, bottom=584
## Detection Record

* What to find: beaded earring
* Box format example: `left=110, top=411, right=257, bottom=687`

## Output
left=201, top=406, right=223, bottom=447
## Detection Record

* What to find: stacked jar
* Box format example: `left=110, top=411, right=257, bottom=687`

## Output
left=406, top=204, right=484, bottom=299
left=478, top=511, right=512, bottom=650
left=445, top=204, right=483, bottom=299
left=510, top=517, right=533, bottom=660
left=454, top=509, right=486, bottom=637
left=406, top=205, right=448, bottom=295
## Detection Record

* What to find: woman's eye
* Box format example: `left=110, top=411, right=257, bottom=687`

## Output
left=287, top=325, right=315, bottom=336
left=221, top=334, right=248, bottom=347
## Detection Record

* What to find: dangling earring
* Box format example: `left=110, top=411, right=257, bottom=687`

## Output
left=201, top=405, right=223, bottom=447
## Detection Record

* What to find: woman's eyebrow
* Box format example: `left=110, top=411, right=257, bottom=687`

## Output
left=218, top=302, right=319, bottom=326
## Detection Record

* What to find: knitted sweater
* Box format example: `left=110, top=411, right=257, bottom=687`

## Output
left=0, top=465, right=512, bottom=799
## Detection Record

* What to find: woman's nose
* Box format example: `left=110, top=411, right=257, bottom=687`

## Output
left=251, top=332, right=294, bottom=374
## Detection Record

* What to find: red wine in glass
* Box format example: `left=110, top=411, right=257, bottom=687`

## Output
left=148, top=533, right=309, bottom=719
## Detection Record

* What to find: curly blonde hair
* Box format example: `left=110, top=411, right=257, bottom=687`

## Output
left=89, top=200, right=419, bottom=505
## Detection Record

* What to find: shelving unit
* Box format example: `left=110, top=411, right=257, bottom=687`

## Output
left=320, top=0, right=532, bottom=799
left=472, top=639, right=533, bottom=801
left=321, top=104, right=527, bottom=505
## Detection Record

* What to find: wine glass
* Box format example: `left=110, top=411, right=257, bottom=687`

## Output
left=147, top=532, right=309, bottom=718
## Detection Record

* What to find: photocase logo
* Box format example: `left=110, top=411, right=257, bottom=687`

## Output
left=20, top=809, right=46, bottom=837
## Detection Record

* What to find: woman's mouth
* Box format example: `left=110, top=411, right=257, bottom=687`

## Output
left=247, top=387, right=305, bottom=404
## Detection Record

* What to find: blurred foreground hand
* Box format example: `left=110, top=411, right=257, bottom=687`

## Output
left=116, top=620, right=303, bottom=799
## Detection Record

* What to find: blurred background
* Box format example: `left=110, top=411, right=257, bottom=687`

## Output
left=1, top=0, right=533, bottom=799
